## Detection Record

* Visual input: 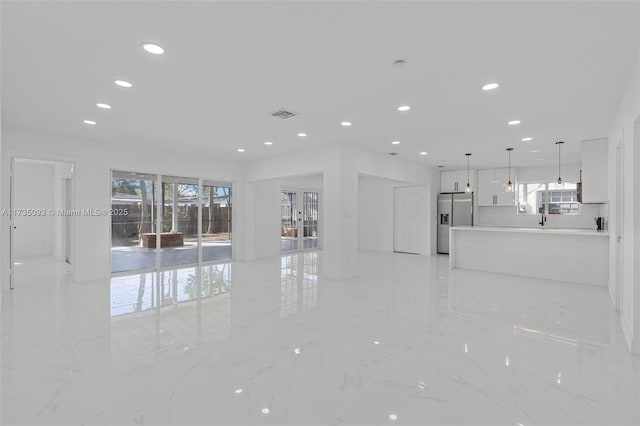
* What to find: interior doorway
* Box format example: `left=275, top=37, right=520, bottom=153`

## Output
left=281, top=189, right=320, bottom=252
left=9, top=157, right=74, bottom=289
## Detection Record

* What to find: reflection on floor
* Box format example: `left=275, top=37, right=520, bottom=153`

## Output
left=2, top=252, right=640, bottom=425
left=280, top=236, right=318, bottom=252
left=111, top=241, right=232, bottom=273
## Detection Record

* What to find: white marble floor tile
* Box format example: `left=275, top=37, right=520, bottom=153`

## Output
left=2, top=253, right=639, bottom=425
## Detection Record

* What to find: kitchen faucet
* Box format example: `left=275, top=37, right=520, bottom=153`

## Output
left=539, top=212, right=547, bottom=227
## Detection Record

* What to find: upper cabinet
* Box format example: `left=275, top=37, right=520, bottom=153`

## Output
left=581, top=138, right=608, bottom=204
left=440, top=170, right=474, bottom=193
left=477, top=167, right=517, bottom=207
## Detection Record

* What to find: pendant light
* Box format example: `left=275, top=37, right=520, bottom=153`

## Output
left=506, top=148, right=514, bottom=192
left=556, top=141, right=564, bottom=186
left=465, top=153, right=472, bottom=193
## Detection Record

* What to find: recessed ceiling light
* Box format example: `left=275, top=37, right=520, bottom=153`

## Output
left=114, top=80, right=132, bottom=88
left=482, top=82, right=499, bottom=91
left=96, top=103, right=111, bottom=109
left=341, top=121, right=352, bottom=127
left=397, top=105, right=411, bottom=112
left=508, top=120, right=521, bottom=125
left=391, top=140, right=400, bottom=145
left=293, top=348, right=302, bottom=355
left=530, top=149, right=541, bottom=153
left=389, top=414, right=398, bottom=421
left=261, top=408, right=270, bottom=415
left=419, top=152, right=428, bottom=156
left=373, top=340, right=380, bottom=345
left=521, top=137, right=533, bottom=142
left=536, top=158, right=545, bottom=161
left=142, top=43, right=165, bottom=55
left=83, top=120, right=96, bottom=125
left=237, top=148, right=246, bottom=152
left=297, top=132, right=307, bottom=137
left=264, top=141, right=273, bottom=145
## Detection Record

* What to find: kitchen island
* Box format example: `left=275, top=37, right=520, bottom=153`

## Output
left=449, top=226, right=609, bottom=286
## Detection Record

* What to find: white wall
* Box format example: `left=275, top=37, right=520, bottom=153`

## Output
left=13, top=161, right=56, bottom=257
left=280, top=174, right=323, bottom=189
left=358, top=175, right=395, bottom=252
left=608, top=41, right=640, bottom=354
left=476, top=163, right=606, bottom=230
left=1, top=128, right=245, bottom=286
left=358, top=175, right=408, bottom=252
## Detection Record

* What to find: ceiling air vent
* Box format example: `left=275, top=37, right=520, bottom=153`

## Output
left=271, top=108, right=298, bottom=119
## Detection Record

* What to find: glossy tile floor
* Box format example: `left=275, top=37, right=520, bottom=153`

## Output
left=2, top=252, right=640, bottom=425
left=111, top=241, right=232, bottom=273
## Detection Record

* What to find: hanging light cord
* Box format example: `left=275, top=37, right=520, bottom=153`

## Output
left=556, top=141, right=564, bottom=183
left=558, top=143, right=561, bottom=179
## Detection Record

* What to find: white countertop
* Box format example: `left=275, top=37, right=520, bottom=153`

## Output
left=451, top=225, right=609, bottom=237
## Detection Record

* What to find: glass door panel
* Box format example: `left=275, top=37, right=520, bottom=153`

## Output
left=160, top=176, right=199, bottom=268
left=281, top=191, right=299, bottom=252
left=302, top=191, right=319, bottom=250
left=111, top=171, right=158, bottom=273
left=281, top=189, right=320, bottom=252
left=202, top=181, right=232, bottom=263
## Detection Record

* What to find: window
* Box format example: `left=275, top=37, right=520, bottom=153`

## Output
left=517, top=182, right=580, bottom=215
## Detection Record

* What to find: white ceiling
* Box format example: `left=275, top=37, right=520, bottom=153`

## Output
left=2, top=1, right=638, bottom=170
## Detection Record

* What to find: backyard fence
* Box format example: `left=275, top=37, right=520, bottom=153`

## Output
left=111, top=204, right=231, bottom=246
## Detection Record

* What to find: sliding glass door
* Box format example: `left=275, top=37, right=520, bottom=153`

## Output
left=111, top=170, right=232, bottom=274
left=202, top=181, right=232, bottom=263
left=160, top=176, right=199, bottom=268
left=281, top=189, right=320, bottom=252
left=111, top=171, right=158, bottom=273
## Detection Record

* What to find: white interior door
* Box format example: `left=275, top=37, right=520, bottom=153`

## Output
left=394, top=186, right=427, bottom=255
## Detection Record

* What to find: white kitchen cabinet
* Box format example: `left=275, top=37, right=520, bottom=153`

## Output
left=581, top=138, right=608, bottom=203
left=477, top=167, right=517, bottom=206
left=440, top=170, right=474, bottom=193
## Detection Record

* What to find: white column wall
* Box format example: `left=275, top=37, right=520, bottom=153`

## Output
left=358, top=175, right=399, bottom=252
left=252, top=179, right=281, bottom=259
left=1, top=128, right=244, bottom=286
left=322, top=144, right=358, bottom=280
left=608, top=38, right=640, bottom=353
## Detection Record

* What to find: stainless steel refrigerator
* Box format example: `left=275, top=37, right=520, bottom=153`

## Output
left=437, top=192, right=473, bottom=254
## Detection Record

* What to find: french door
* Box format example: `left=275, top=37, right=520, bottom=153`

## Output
left=281, top=189, right=320, bottom=252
